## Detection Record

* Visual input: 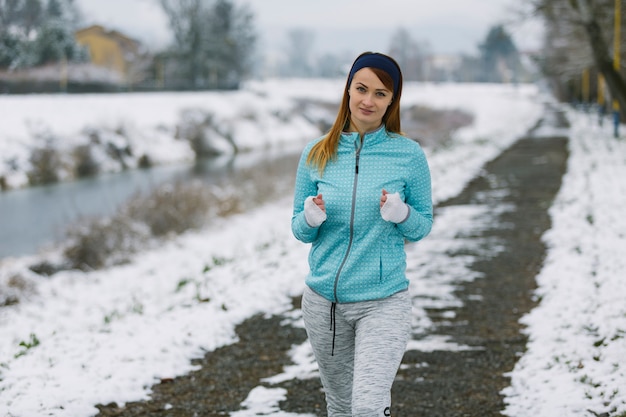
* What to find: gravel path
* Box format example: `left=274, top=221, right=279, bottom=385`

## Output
left=96, top=109, right=570, bottom=417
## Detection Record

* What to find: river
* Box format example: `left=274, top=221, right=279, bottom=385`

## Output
left=0, top=149, right=301, bottom=260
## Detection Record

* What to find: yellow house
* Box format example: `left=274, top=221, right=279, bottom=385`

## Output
left=75, top=25, right=141, bottom=79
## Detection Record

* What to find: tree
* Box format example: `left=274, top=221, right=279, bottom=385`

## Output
left=45, top=0, right=61, bottom=17
left=479, top=24, right=520, bottom=82
left=34, top=18, right=80, bottom=64
left=159, top=0, right=256, bottom=89
left=206, top=0, right=255, bottom=87
left=0, top=0, right=83, bottom=69
left=388, top=28, right=431, bottom=81
left=0, top=0, right=32, bottom=68
left=0, top=30, right=20, bottom=67
left=315, top=52, right=346, bottom=78
left=284, top=28, right=314, bottom=77
left=573, top=0, right=626, bottom=113
left=0, top=0, right=21, bottom=29
left=532, top=0, right=626, bottom=113
left=19, top=0, right=43, bottom=36
left=160, top=0, right=204, bottom=86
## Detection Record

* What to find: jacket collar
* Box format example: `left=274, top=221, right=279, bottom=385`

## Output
left=340, top=125, right=389, bottom=147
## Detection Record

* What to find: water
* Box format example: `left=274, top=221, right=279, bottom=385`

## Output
left=0, top=150, right=300, bottom=260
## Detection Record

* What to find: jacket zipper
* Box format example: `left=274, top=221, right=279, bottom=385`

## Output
left=332, top=134, right=363, bottom=302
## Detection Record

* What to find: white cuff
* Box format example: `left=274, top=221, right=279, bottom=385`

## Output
left=380, top=192, right=409, bottom=223
left=304, top=196, right=327, bottom=227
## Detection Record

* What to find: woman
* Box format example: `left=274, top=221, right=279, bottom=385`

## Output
left=291, top=51, right=433, bottom=416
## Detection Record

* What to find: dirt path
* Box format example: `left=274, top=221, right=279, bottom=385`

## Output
left=96, top=110, right=570, bottom=417
left=391, top=129, right=569, bottom=416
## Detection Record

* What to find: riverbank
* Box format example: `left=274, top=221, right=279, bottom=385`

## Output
left=0, top=81, right=535, bottom=192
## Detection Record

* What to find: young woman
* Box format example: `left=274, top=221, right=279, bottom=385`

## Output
left=291, top=52, right=433, bottom=416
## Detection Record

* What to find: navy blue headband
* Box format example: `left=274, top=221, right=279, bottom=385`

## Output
left=347, top=53, right=401, bottom=96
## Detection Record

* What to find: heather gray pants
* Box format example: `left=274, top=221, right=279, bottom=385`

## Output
left=301, top=286, right=412, bottom=417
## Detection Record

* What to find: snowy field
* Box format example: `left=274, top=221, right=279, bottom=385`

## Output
left=0, top=80, right=625, bottom=416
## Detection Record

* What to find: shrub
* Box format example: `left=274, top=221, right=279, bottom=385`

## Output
left=138, top=154, right=152, bottom=168
left=178, top=108, right=217, bottom=158
left=124, top=180, right=242, bottom=236
left=105, top=139, right=132, bottom=169
left=62, top=180, right=242, bottom=270
left=0, top=274, right=35, bottom=306
left=73, top=144, right=100, bottom=178
left=28, top=146, right=62, bottom=185
left=64, top=216, right=150, bottom=270
left=177, top=108, right=239, bottom=156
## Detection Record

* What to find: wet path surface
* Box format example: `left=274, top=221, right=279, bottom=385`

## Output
left=96, top=113, right=570, bottom=417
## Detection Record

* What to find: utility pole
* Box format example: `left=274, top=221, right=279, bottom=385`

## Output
left=599, top=74, right=606, bottom=126
left=581, top=68, right=590, bottom=112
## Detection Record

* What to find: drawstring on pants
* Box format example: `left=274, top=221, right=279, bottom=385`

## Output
left=330, top=302, right=337, bottom=356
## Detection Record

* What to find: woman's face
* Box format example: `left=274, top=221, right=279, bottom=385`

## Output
left=348, top=67, right=393, bottom=133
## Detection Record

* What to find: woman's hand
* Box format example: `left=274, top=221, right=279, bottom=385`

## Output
left=312, top=194, right=325, bottom=212
left=380, top=189, right=409, bottom=223
left=304, top=194, right=327, bottom=227
left=380, top=189, right=388, bottom=209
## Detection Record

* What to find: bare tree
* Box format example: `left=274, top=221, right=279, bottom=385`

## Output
left=388, top=28, right=431, bottom=81
left=284, top=28, right=315, bottom=77
left=573, top=0, right=626, bottom=112
left=158, top=0, right=256, bottom=89
left=533, top=0, right=626, bottom=112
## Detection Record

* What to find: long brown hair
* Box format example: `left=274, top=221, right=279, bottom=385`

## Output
left=306, top=52, right=404, bottom=174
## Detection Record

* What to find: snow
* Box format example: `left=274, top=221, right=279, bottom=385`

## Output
left=501, top=113, right=626, bottom=417
left=0, top=88, right=321, bottom=189
left=1, top=80, right=625, bottom=417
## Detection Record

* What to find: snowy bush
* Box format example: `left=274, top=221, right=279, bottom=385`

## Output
left=72, top=144, right=99, bottom=178
left=62, top=180, right=242, bottom=270
left=137, top=154, right=152, bottom=168
left=64, top=216, right=151, bottom=270
left=177, top=108, right=237, bottom=157
left=0, top=273, right=37, bottom=307
left=27, top=145, right=63, bottom=185
left=124, top=181, right=221, bottom=237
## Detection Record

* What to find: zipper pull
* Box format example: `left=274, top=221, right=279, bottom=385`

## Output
left=355, top=134, right=362, bottom=174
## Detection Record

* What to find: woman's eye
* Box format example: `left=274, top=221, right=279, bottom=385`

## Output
left=356, top=86, right=366, bottom=93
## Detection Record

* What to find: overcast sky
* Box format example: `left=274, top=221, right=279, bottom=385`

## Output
left=75, top=0, right=542, bottom=57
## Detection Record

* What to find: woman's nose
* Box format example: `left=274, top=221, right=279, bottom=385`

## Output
left=362, top=93, right=374, bottom=105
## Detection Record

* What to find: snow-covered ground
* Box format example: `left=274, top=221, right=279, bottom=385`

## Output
left=501, top=111, right=626, bottom=417
left=0, top=86, right=321, bottom=190
left=0, top=80, right=624, bottom=416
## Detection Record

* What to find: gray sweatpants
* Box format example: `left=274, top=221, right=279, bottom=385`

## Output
left=301, top=286, right=412, bottom=417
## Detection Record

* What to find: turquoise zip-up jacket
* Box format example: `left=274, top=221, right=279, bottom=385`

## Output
left=291, top=125, right=433, bottom=303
